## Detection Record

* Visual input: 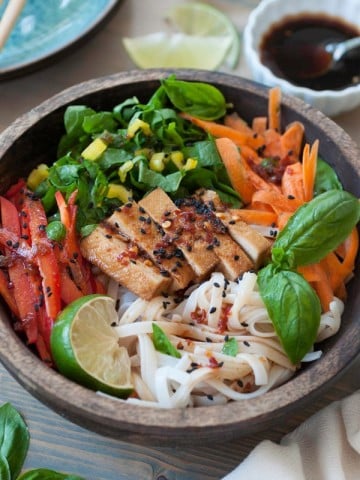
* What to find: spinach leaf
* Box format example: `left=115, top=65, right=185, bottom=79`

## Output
left=137, top=162, right=184, bottom=192
left=222, top=337, right=239, bottom=357
left=152, top=323, right=181, bottom=358
left=314, top=157, right=343, bottom=196
left=63, top=106, right=96, bottom=138
left=0, top=453, right=10, bottom=480
left=161, top=77, right=227, bottom=120
left=184, top=139, right=222, bottom=167
left=258, top=265, right=321, bottom=364
left=82, top=112, right=118, bottom=134
left=272, top=190, right=360, bottom=269
left=0, top=403, right=29, bottom=479
left=17, top=469, right=85, bottom=480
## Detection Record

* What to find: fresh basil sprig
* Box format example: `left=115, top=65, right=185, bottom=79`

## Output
left=259, top=189, right=360, bottom=365
left=0, top=402, right=84, bottom=479
left=0, top=403, right=29, bottom=480
left=272, top=190, right=360, bottom=270
left=152, top=323, right=181, bottom=358
left=161, top=77, right=227, bottom=120
left=258, top=265, right=321, bottom=364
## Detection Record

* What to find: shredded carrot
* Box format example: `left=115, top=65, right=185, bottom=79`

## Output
left=263, top=128, right=282, bottom=158
left=180, top=112, right=265, bottom=150
left=280, top=121, right=305, bottom=162
left=224, top=113, right=253, bottom=135
left=252, top=116, right=267, bottom=135
left=277, top=211, right=293, bottom=230
left=268, top=86, right=281, bottom=131
left=281, top=162, right=305, bottom=202
left=303, top=140, right=319, bottom=202
left=298, top=263, right=334, bottom=312
left=229, top=208, right=277, bottom=226
left=251, top=189, right=302, bottom=215
left=215, top=138, right=255, bottom=204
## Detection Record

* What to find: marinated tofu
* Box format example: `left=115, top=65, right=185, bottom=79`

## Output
left=80, top=225, right=171, bottom=300
left=139, top=188, right=219, bottom=279
left=107, top=202, right=194, bottom=291
left=196, top=189, right=271, bottom=268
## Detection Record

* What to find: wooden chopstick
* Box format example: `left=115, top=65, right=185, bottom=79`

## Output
left=0, top=0, right=26, bottom=50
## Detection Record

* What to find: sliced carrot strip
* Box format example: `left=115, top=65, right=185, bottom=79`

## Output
left=252, top=116, right=267, bottom=135
left=268, top=86, right=281, bottom=131
left=229, top=208, right=277, bottom=226
left=215, top=137, right=255, bottom=204
left=280, top=121, right=305, bottom=162
left=180, top=113, right=265, bottom=150
left=281, top=162, right=305, bottom=202
left=224, top=113, right=253, bottom=135
left=303, top=139, right=319, bottom=202
left=252, top=189, right=302, bottom=214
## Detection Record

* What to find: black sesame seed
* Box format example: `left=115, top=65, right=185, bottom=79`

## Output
left=243, top=341, right=250, bottom=347
left=140, top=228, right=146, bottom=234
left=287, top=195, right=295, bottom=200
left=234, top=255, right=239, bottom=261
left=209, top=307, right=216, bottom=314
left=139, top=206, right=146, bottom=214
left=206, top=337, right=213, bottom=342
left=207, top=394, right=214, bottom=401
left=105, top=234, right=112, bottom=239
left=229, top=220, right=236, bottom=225
left=213, top=282, right=220, bottom=288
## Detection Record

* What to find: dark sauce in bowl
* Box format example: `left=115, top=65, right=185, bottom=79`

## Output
left=260, top=13, right=360, bottom=90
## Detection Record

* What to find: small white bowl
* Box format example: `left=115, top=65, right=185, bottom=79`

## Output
left=243, top=0, right=360, bottom=116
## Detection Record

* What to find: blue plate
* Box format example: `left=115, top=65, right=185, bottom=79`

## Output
left=0, top=0, right=122, bottom=79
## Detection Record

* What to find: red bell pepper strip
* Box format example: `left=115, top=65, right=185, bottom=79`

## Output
left=55, top=190, right=94, bottom=296
left=22, top=191, right=61, bottom=321
left=0, top=269, right=19, bottom=318
left=0, top=196, right=38, bottom=344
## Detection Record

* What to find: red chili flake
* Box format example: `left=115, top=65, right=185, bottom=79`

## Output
left=217, top=304, right=232, bottom=333
left=208, top=356, right=223, bottom=369
left=190, top=307, right=207, bottom=324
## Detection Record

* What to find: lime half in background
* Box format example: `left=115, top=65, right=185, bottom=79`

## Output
left=122, top=2, right=240, bottom=70
left=51, top=294, right=133, bottom=397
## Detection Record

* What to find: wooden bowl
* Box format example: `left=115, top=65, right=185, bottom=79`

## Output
left=0, top=70, right=359, bottom=446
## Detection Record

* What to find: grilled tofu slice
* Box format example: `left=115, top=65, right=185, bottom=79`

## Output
left=106, top=202, right=194, bottom=291
left=196, top=189, right=271, bottom=268
left=221, top=214, right=271, bottom=268
left=211, top=232, right=254, bottom=280
left=139, top=188, right=219, bottom=279
left=80, top=225, right=171, bottom=300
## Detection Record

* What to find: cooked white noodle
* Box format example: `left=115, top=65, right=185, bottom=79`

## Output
left=104, top=271, right=343, bottom=409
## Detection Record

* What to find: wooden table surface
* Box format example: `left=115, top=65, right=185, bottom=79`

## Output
left=0, top=1, right=359, bottom=478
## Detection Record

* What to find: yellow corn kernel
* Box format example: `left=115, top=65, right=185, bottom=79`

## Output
left=81, top=138, right=108, bottom=161
left=183, top=157, right=198, bottom=171
left=170, top=151, right=184, bottom=170
left=118, top=161, right=134, bottom=183
left=27, top=164, right=49, bottom=190
left=127, top=119, right=151, bottom=139
left=106, top=184, right=132, bottom=203
left=135, top=148, right=152, bottom=159
left=149, top=152, right=166, bottom=172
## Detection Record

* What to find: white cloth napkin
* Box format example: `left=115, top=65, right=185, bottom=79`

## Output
left=223, top=389, right=360, bottom=480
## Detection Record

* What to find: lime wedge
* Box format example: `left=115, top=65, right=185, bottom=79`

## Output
left=168, top=2, right=241, bottom=69
left=123, top=32, right=232, bottom=70
left=50, top=294, right=133, bottom=397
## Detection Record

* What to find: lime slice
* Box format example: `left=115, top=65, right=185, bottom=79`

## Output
left=50, top=294, right=133, bottom=397
left=168, top=2, right=241, bottom=69
left=123, top=32, right=232, bottom=70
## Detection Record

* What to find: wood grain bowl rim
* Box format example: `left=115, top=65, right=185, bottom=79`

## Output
left=0, top=69, right=359, bottom=445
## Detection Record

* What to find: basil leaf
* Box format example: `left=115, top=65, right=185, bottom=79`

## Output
left=314, top=157, right=343, bottom=197
left=137, top=162, right=184, bottom=192
left=0, top=403, right=29, bottom=479
left=0, top=453, right=10, bottom=480
left=222, top=337, right=239, bottom=357
left=161, top=78, right=227, bottom=120
left=152, top=323, right=181, bottom=358
left=258, top=265, right=321, bottom=364
left=272, top=190, right=360, bottom=269
left=18, top=469, right=85, bottom=480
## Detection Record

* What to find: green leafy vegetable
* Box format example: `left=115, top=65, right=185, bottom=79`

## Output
left=152, top=323, right=181, bottom=358
left=0, top=403, right=29, bottom=480
left=314, top=157, right=343, bottom=196
left=258, top=265, right=321, bottom=364
left=222, top=337, right=239, bottom=357
left=161, top=77, right=227, bottom=120
left=18, top=469, right=85, bottom=480
left=272, top=190, right=360, bottom=270
left=0, top=452, right=10, bottom=480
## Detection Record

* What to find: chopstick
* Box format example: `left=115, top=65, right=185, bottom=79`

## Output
left=0, top=0, right=26, bottom=50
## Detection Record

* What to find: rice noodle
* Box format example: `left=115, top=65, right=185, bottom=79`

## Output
left=104, top=271, right=343, bottom=409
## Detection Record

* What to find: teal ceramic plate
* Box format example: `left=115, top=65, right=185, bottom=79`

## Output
left=0, top=0, right=122, bottom=80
